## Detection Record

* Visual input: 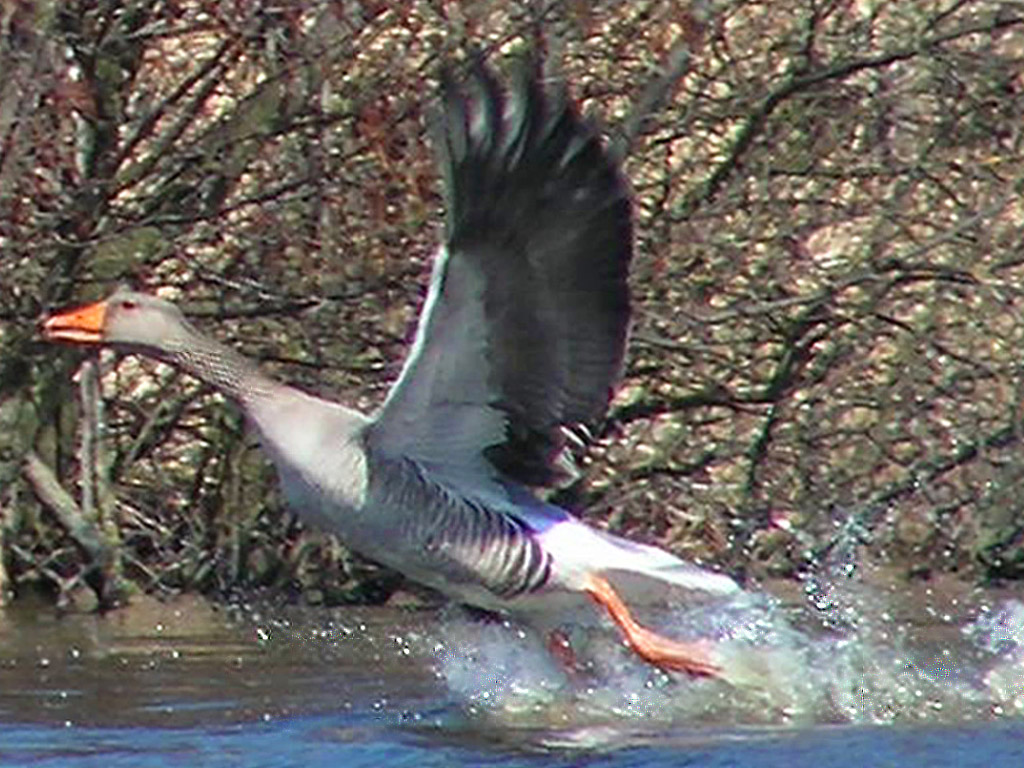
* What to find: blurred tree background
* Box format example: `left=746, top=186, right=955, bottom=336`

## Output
left=1, top=0, right=1023, bottom=609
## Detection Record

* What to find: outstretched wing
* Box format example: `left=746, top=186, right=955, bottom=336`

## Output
left=368, top=62, right=632, bottom=489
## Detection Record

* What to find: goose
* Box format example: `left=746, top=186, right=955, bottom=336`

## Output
left=42, top=62, right=740, bottom=677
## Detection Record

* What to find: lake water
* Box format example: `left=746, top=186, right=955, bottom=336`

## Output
left=2, top=572, right=1024, bottom=766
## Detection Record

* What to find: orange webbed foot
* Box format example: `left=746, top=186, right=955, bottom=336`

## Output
left=583, top=573, right=722, bottom=678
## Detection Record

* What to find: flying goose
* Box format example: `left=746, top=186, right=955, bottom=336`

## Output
left=43, top=63, right=739, bottom=677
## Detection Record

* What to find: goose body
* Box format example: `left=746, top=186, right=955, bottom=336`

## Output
left=43, top=63, right=739, bottom=676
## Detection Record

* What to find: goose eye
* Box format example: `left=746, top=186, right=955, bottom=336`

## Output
left=119, top=299, right=138, bottom=310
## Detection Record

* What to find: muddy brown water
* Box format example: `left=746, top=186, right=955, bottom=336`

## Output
left=1, top=575, right=1023, bottom=766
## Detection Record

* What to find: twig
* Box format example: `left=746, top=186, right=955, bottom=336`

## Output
left=22, top=452, right=108, bottom=562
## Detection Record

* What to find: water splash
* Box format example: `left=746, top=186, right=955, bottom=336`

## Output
left=965, top=600, right=1024, bottom=716
left=429, top=572, right=1023, bottom=731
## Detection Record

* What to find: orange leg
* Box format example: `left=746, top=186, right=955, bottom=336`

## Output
left=583, top=573, right=721, bottom=677
left=546, top=628, right=583, bottom=676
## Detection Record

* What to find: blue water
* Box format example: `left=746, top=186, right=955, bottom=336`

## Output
left=3, top=713, right=1024, bottom=767
left=1, top=578, right=1023, bottom=767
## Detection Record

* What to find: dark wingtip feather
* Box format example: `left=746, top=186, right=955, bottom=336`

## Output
left=433, top=59, right=633, bottom=487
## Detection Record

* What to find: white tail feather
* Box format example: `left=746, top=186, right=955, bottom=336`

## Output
left=526, top=505, right=740, bottom=603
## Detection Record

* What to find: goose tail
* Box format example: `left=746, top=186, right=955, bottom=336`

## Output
left=592, top=529, right=741, bottom=603
left=517, top=497, right=740, bottom=603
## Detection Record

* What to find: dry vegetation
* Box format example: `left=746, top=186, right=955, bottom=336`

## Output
left=1, top=0, right=1023, bottom=608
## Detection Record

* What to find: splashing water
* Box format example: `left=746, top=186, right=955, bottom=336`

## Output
left=965, top=600, right=1024, bottom=716
left=428, top=571, right=1024, bottom=733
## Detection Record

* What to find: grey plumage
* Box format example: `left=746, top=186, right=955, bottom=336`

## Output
left=43, top=62, right=739, bottom=676
left=373, top=63, right=632, bottom=488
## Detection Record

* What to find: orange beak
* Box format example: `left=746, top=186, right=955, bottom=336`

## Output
left=41, top=299, right=109, bottom=344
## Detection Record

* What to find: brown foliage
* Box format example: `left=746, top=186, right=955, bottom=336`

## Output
left=2, top=0, right=1024, bottom=606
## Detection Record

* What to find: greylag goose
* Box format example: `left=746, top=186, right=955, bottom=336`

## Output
left=43, top=63, right=739, bottom=677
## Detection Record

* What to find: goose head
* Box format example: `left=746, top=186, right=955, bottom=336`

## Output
left=42, top=289, right=193, bottom=353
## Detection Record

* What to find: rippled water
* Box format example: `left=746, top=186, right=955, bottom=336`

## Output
left=2, top=572, right=1024, bottom=766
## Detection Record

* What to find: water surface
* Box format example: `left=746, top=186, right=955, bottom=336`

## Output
left=1, top=574, right=1023, bottom=766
